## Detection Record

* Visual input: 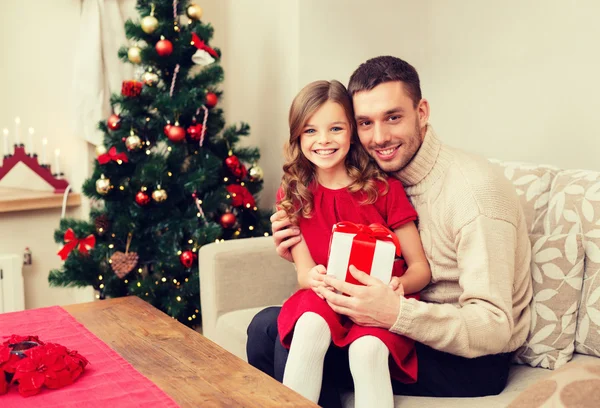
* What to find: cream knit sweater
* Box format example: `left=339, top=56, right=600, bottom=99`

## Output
left=390, top=126, right=533, bottom=358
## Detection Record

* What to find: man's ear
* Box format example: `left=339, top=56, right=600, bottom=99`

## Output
left=417, top=98, right=430, bottom=129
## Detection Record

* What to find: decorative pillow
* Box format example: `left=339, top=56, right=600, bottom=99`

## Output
left=546, top=169, right=600, bottom=357
left=508, top=360, right=600, bottom=408
left=489, top=160, right=558, bottom=235
left=514, top=233, right=585, bottom=369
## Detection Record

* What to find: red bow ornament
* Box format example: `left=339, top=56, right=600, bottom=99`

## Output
left=98, top=147, right=129, bottom=165
left=327, top=222, right=401, bottom=286
left=57, top=228, right=96, bottom=260
left=191, top=32, right=219, bottom=58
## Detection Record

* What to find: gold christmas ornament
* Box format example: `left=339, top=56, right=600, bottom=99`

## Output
left=125, top=131, right=143, bottom=151
left=186, top=4, right=203, bottom=20
left=152, top=186, right=168, bottom=203
left=127, top=46, right=142, bottom=64
left=95, top=145, right=108, bottom=157
left=141, top=15, right=158, bottom=34
left=141, top=70, right=159, bottom=86
left=249, top=164, right=264, bottom=182
left=96, top=175, right=112, bottom=195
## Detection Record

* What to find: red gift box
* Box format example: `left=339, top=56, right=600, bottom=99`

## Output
left=326, top=222, right=401, bottom=285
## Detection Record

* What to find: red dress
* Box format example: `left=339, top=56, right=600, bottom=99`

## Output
left=276, top=177, right=419, bottom=383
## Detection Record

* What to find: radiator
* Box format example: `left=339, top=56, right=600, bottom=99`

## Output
left=0, top=254, right=25, bottom=313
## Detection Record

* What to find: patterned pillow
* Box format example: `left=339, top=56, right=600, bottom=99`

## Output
left=546, top=170, right=600, bottom=357
left=514, top=233, right=585, bottom=369
left=508, top=360, right=600, bottom=408
left=489, top=160, right=558, bottom=235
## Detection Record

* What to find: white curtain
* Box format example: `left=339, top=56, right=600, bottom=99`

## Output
left=72, top=0, right=137, bottom=146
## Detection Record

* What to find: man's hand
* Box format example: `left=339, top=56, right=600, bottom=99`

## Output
left=307, top=265, right=329, bottom=299
left=317, top=265, right=401, bottom=329
left=270, top=209, right=301, bottom=263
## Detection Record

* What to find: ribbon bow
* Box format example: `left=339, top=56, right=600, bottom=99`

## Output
left=333, top=222, right=401, bottom=256
left=57, top=228, right=96, bottom=260
left=98, top=147, right=129, bottom=165
left=191, top=32, right=219, bottom=58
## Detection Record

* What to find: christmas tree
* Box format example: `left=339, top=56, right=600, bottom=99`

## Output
left=49, top=0, right=270, bottom=327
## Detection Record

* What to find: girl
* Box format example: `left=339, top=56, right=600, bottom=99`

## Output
left=276, top=80, right=431, bottom=407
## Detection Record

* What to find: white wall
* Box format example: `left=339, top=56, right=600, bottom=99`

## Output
left=201, top=0, right=299, bottom=209
left=0, top=0, right=91, bottom=309
left=211, top=0, right=600, bottom=204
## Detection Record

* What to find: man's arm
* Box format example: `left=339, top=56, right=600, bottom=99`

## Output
left=322, top=215, right=519, bottom=358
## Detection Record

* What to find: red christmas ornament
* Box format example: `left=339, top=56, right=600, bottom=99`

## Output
left=156, top=38, right=173, bottom=57
left=205, top=92, right=218, bottom=108
left=226, top=184, right=256, bottom=208
left=179, top=250, right=196, bottom=268
left=186, top=124, right=203, bottom=141
left=107, top=114, right=121, bottom=131
left=225, top=155, right=248, bottom=179
left=135, top=191, right=150, bottom=206
left=163, top=123, right=172, bottom=136
left=220, top=212, right=236, bottom=228
left=167, top=124, right=186, bottom=142
left=121, top=80, right=143, bottom=97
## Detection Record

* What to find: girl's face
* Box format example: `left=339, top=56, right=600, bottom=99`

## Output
left=300, top=101, right=352, bottom=177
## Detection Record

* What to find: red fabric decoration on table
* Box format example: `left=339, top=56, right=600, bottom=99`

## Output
left=191, top=32, right=218, bottom=58
left=226, top=184, right=255, bottom=208
left=0, top=335, right=88, bottom=397
left=121, top=80, right=143, bottom=97
left=97, top=147, right=129, bottom=165
left=224, top=155, right=248, bottom=179
left=57, top=228, right=96, bottom=260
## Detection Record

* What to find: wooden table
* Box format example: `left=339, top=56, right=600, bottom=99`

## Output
left=63, top=296, right=316, bottom=407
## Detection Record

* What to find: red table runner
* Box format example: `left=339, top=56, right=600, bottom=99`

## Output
left=0, top=306, right=179, bottom=407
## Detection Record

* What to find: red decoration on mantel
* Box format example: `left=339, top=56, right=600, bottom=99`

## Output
left=0, top=146, right=69, bottom=193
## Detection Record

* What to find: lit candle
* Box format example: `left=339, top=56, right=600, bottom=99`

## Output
left=2, top=129, right=8, bottom=157
left=28, top=127, right=34, bottom=155
left=54, top=148, right=60, bottom=176
left=14, top=117, right=21, bottom=145
left=42, top=138, right=48, bottom=164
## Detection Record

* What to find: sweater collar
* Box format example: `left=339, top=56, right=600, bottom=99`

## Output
left=395, top=125, right=451, bottom=195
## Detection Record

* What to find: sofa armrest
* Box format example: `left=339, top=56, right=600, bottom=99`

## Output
left=199, top=236, right=297, bottom=340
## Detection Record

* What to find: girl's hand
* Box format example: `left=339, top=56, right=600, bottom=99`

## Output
left=308, top=265, right=328, bottom=299
left=388, top=277, right=405, bottom=297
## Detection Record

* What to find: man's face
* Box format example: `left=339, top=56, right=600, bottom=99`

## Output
left=353, top=81, right=429, bottom=173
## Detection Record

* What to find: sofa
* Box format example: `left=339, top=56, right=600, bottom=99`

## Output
left=199, top=160, right=600, bottom=407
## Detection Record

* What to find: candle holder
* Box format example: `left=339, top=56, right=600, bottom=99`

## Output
left=0, top=145, right=70, bottom=193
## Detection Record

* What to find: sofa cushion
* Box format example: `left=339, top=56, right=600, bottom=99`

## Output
left=490, top=160, right=559, bottom=235
left=547, top=169, right=600, bottom=357
left=514, top=233, right=585, bottom=369
left=341, top=354, right=596, bottom=408
left=214, top=306, right=272, bottom=361
left=507, top=354, right=600, bottom=408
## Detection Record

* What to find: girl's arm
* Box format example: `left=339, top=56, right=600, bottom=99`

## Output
left=393, top=221, right=431, bottom=294
left=291, top=235, right=321, bottom=289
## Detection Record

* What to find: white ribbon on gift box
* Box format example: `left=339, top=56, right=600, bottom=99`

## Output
left=326, top=231, right=396, bottom=284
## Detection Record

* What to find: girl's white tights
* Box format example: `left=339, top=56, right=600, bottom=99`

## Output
left=349, top=335, right=394, bottom=408
left=283, top=312, right=332, bottom=402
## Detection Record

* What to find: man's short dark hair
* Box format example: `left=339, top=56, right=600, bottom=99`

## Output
left=348, top=56, right=422, bottom=107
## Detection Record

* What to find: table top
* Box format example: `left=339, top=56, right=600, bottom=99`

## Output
left=63, top=296, right=316, bottom=408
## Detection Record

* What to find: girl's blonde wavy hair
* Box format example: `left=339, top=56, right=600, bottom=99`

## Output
left=279, top=80, right=388, bottom=224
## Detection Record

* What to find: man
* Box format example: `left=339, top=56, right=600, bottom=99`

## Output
left=247, top=56, right=533, bottom=406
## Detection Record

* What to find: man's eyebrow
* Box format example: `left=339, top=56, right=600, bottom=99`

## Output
left=385, top=107, right=404, bottom=115
left=355, top=108, right=405, bottom=121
